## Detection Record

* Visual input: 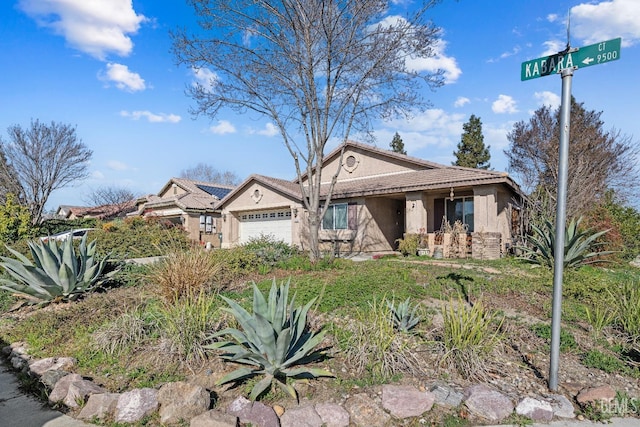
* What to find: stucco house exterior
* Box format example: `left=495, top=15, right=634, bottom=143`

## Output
left=216, top=141, right=524, bottom=259
left=56, top=201, right=136, bottom=221
left=130, top=178, right=234, bottom=246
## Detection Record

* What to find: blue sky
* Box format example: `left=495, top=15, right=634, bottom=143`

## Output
left=1, top=0, right=638, bottom=211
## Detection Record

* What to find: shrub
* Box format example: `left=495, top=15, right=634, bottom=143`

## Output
left=518, top=217, right=612, bottom=269
left=144, top=247, right=220, bottom=302
left=0, top=193, right=32, bottom=243
left=585, top=303, right=616, bottom=339
left=210, top=247, right=259, bottom=286
left=208, top=279, right=333, bottom=400
left=440, top=297, right=504, bottom=380
left=243, top=234, right=297, bottom=267
left=0, top=234, right=114, bottom=303
left=93, top=308, right=151, bottom=355
left=395, top=233, right=419, bottom=256
left=344, top=297, right=423, bottom=381
left=611, top=282, right=640, bottom=342
left=387, top=297, right=421, bottom=333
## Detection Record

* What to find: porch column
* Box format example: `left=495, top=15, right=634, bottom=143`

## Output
left=473, top=187, right=498, bottom=232
left=405, top=192, right=427, bottom=233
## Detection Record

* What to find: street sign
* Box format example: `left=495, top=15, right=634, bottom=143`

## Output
left=521, top=37, right=621, bottom=81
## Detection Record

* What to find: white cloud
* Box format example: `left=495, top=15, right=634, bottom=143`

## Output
left=107, top=160, right=130, bottom=171
left=454, top=97, right=470, bottom=108
left=534, top=91, right=561, bottom=109
left=91, top=170, right=105, bottom=179
left=101, top=63, right=146, bottom=92
left=191, top=67, right=218, bottom=92
left=405, top=38, right=462, bottom=84
left=18, top=0, right=147, bottom=60
left=120, top=110, right=181, bottom=123
left=541, top=39, right=565, bottom=56
left=257, top=123, right=279, bottom=137
left=377, top=109, right=466, bottom=154
left=572, top=0, right=640, bottom=46
left=492, top=95, right=519, bottom=114
left=547, top=14, right=559, bottom=23
left=209, top=120, right=236, bottom=135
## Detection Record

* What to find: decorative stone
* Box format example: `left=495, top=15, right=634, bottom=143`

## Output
left=429, top=384, right=464, bottom=407
left=576, top=385, right=616, bottom=405
left=10, top=356, right=27, bottom=370
left=190, top=409, right=238, bottom=427
left=115, top=388, right=159, bottom=423
left=381, top=385, right=434, bottom=418
left=157, top=381, right=210, bottom=425
left=515, top=397, right=553, bottom=422
left=64, top=379, right=108, bottom=408
left=49, top=373, right=83, bottom=404
left=280, top=405, right=323, bottom=427
left=29, top=357, right=77, bottom=376
left=227, top=396, right=280, bottom=427
left=273, top=405, right=285, bottom=417
left=314, top=402, right=350, bottom=427
left=78, top=393, right=121, bottom=421
left=549, top=394, right=576, bottom=418
left=344, top=393, right=390, bottom=427
left=463, top=384, right=514, bottom=423
left=40, top=370, right=69, bottom=390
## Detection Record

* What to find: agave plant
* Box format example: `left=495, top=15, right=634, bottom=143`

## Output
left=518, top=217, right=612, bottom=268
left=0, top=233, right=114, bottom=303
left=386, top=297, right=421, bottom=333
left=207, top=279, right=333, bottom=400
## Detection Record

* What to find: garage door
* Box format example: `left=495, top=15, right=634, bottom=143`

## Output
left=239, top=210, right=292, bottom=244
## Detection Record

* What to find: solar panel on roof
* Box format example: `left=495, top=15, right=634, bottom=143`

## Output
left=196, top=184, right=232, bottom=199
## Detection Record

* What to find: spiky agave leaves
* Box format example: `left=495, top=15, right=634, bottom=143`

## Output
left=387, top=297, right=421, bottom=333
left=0, top=234, right=114, bottom=303
left=518, top=217, right=612, bottom=268
left=207, top=279, right=333, bottom=400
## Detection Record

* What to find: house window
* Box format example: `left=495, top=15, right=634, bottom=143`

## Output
left=322, top=203, right=348, bottom=230
left=445, top=197, right=474, bottom=232
left=200, top=215, right=215, bottom=234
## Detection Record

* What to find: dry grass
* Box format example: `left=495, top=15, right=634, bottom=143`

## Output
left=144, top=246, right=221, bottom=302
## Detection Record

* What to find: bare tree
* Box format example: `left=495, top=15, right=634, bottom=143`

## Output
left=172, top=0, right=444, bottom=261
left=0, top=150, right=23, bottom=205
left=505, top=98, right=639, bottom=222
left=84, top=186, right=136, bottom=207
left=179, top=163, right=241, bottom=186
left=0, top=120, right=92, bottom=224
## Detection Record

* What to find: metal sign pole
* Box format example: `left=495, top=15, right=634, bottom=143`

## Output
left=549, top=66, right=573, bottom=391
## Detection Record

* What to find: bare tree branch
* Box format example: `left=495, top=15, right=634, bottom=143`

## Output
left=1, top=120, right=92, bottom=224
left=172, top=0, right=444, bottom=260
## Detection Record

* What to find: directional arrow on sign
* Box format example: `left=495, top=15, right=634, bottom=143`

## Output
left=521, top=37, right=621, bottom=81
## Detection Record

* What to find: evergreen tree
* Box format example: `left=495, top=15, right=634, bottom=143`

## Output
left=390, top=132, right=407, bottom=155
left=453, top=114, right=490, bottom=169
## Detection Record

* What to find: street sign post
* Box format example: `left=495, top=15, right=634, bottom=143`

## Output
left=521, top=37, right=622, bottom=392
left=521, top=37, right=621, bottom=81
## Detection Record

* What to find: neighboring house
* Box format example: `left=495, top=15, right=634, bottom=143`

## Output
left=216, top=141, right=524, bottom=259
left=56, top=201, right=136, bottom=221
left=130, top=178, right=235, bottom=246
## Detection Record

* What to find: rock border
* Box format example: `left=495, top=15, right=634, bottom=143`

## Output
left=4, top=341, right=631, bottom=426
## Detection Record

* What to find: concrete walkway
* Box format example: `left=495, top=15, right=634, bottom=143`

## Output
left=489, top=419, right=639, bottom=427
left=0, top=361, right=88, bottom=427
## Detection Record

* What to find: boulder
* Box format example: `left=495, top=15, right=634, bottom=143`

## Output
left=463, top=384, right=514, bottom=423
left=577, top=385, right=616, bottom=405
left=190, top=409, right=237, bottom=427
left=78, top=393, right=121, bottom=421
left=549, top=394, right=575, bottom=418
left=29, top=357, right=77, bottom=376
left=381, top=384, right=435, bottom=418
left=429, top=384, right=464, bottom=407
left=227, top=396, right=280, bottom=427
left=280, top=405, right=323, bottom=427
left=515, top=397, right=554, bottom=422
left=115, top=388, right=159, bottom=423
left=64, top=379, right=107, bottom=408
left=49, top=373, right=83, bottom=404
left=40, top=370, right=70, bottom=390
left=157, top=381, right=210, bottom=425
left=314, top=402, right=350, bottom=427
left=344, top=393, right=390, bottom=427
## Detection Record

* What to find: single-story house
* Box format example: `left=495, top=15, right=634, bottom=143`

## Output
left=130, top=178, right=235, bottom=246
left=56, top=201, right=137, bottom=221
left=216, top=141, right=524, bottom=258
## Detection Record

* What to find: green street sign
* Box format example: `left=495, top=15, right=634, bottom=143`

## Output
left=521, top=37, right=621, bottom=81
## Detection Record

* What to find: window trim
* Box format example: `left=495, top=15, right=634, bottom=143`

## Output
left=445, top=196, right=474, bottom=232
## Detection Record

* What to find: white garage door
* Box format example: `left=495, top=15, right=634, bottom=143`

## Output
left=239, top=210, right=292, bottom=244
